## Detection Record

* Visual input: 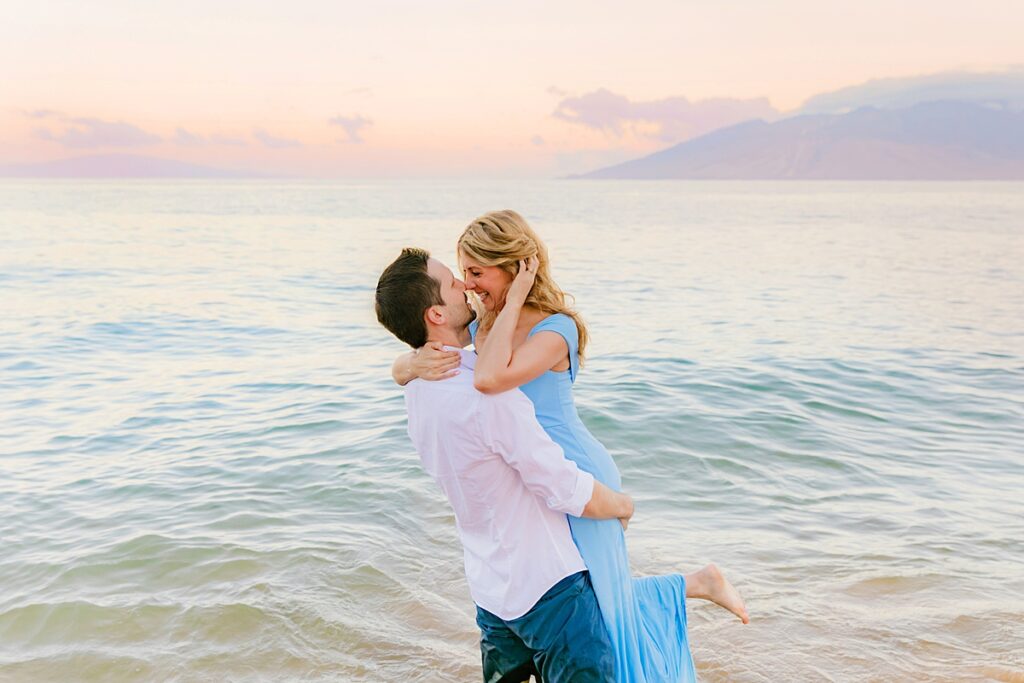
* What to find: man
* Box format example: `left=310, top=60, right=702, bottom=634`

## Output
left=375, top=248, right=633, bottom=683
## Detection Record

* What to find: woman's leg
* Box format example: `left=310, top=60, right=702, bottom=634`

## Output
left=683, top=563, right=750, bottom=623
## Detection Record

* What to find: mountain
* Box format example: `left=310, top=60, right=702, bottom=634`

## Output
left=573, top=101, right=1024, bottom=180
left=0, top=154, right=260, bottom=178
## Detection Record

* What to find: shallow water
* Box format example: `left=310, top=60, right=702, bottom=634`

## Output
left=1, top=180, right=1022, bottom=682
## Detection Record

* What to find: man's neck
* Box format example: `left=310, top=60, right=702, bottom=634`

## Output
left=427, top=327, right=470, bottom=349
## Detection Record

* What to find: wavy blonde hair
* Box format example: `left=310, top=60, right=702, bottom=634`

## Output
left=457, top=209, right=589, bottom=363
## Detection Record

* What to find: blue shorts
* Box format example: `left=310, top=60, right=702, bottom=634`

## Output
left=475, top=571, right=614, bottom=683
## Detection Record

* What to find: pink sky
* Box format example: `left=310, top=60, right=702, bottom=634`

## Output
left=3, top=1, right=1023, bottom=177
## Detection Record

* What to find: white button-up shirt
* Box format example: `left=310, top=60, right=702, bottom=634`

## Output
left=404, top=348, right=594, bottom=620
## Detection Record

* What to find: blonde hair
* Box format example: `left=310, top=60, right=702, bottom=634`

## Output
left=457, top=210, right=589, bottom=363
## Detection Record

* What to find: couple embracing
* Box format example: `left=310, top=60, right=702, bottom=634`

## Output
left=375, top=210, right=747, bottom=682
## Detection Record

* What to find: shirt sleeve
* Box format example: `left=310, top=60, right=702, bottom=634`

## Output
left=479, top=389, right=594, bottom=517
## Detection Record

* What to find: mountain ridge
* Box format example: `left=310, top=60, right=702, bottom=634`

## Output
left=572, top=101, right=1024, bottom=180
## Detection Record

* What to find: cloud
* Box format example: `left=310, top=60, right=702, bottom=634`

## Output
left=23, top=109, right=62, bottom=119
left=174, top=128, right=246, bottom=147
left=211, top=133, right=246, bottom=146
left=547, top=86, right=568, bottom=97
left=253, top=128, right=302, bottom=148
left=800, top=67, right=1024, bottom=114
left=35, top=117, right=161, bottom=148
left=174, top=127, right=205, bottom=147
left=531, top=135, right=545, bottom=146
left=329, top=115, right=373, bottom=143
left=553, top=88, right=779, bottom=143
left=347, top=87, right=373, bottom=97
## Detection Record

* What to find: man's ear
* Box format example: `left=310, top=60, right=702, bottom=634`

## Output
left=424, top=304, right=445, bottom=326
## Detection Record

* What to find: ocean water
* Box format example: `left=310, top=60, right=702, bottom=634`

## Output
left=1, top=179, right=1022, bottom=682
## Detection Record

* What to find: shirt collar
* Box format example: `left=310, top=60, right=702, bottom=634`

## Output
left=443, top=345, right=476, bottom=370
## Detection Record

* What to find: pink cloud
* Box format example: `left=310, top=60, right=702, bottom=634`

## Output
left=174, top=128, right=246, bottom=147
left=253, top=128, right=302, bottom=148
left=174, top=127, right=205, bottom=147
left=329, top=115, right=373, bottom=143
left=800, top=67, right=1024, bottom=113
left=35, top=117, right=161, bottom=148
left=553, top=88, right=779, bottom=143
left=23, top=109, right=63, bottom=119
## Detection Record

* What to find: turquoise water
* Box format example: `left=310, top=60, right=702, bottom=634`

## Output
left=1, top=180, right=1022, bottom=682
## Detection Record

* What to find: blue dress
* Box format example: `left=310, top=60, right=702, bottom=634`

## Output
left=470, top=314, right=696, bottom=683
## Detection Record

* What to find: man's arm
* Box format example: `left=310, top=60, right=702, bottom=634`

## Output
left=480, top=389, right=633, bottom=528
left=583, top=481, right=634, bottom=529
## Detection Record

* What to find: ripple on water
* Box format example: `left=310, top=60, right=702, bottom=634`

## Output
left=2, top=180, right=1023, bottom=681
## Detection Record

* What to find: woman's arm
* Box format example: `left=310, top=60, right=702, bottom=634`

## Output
left=391, top=343, right=461, bottom=386
left=391, top=350, right=418, bottom=386
left=474, top=258, right=569, bottom=394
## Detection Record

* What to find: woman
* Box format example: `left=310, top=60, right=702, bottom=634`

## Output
left=393, top=210, right=747, bottom=682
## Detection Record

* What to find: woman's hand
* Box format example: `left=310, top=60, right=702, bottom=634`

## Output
left=410, top=341, right=462, bottom=381
left=505, top=256, right=539, bottom=309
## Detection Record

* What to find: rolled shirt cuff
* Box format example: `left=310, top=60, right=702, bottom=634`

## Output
left=561, top=470, right=594, bottom=518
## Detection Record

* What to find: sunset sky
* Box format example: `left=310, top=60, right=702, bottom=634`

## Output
left=3, top=0, right=1023, bottom=177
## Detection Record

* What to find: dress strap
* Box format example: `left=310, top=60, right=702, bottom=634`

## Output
left=528, top=313, right=580, bottom=382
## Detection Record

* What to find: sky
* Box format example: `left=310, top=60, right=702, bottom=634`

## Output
left=3, top=0, right=1023, bottom=177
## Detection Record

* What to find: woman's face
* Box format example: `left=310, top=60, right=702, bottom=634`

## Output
left=460, top=251, right=513, bottom=312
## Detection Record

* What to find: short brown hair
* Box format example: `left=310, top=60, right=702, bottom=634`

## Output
left=375, top=247, right=443, bottom=348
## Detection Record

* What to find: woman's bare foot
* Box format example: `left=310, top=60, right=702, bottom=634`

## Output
left=684, top=563, right=749, bottom=624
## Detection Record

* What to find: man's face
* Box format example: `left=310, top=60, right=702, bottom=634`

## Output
left=427, top=258, right=476, bottom=330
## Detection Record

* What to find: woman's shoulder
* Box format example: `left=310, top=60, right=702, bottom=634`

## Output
left=528, top=311, right=580, bottom=379
left=528, top=311, right=578, bottom=346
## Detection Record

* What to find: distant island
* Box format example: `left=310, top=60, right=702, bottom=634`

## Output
left=572, top=101, right=1024, bottom=180
left=0, top=154, right=259, bottom=178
